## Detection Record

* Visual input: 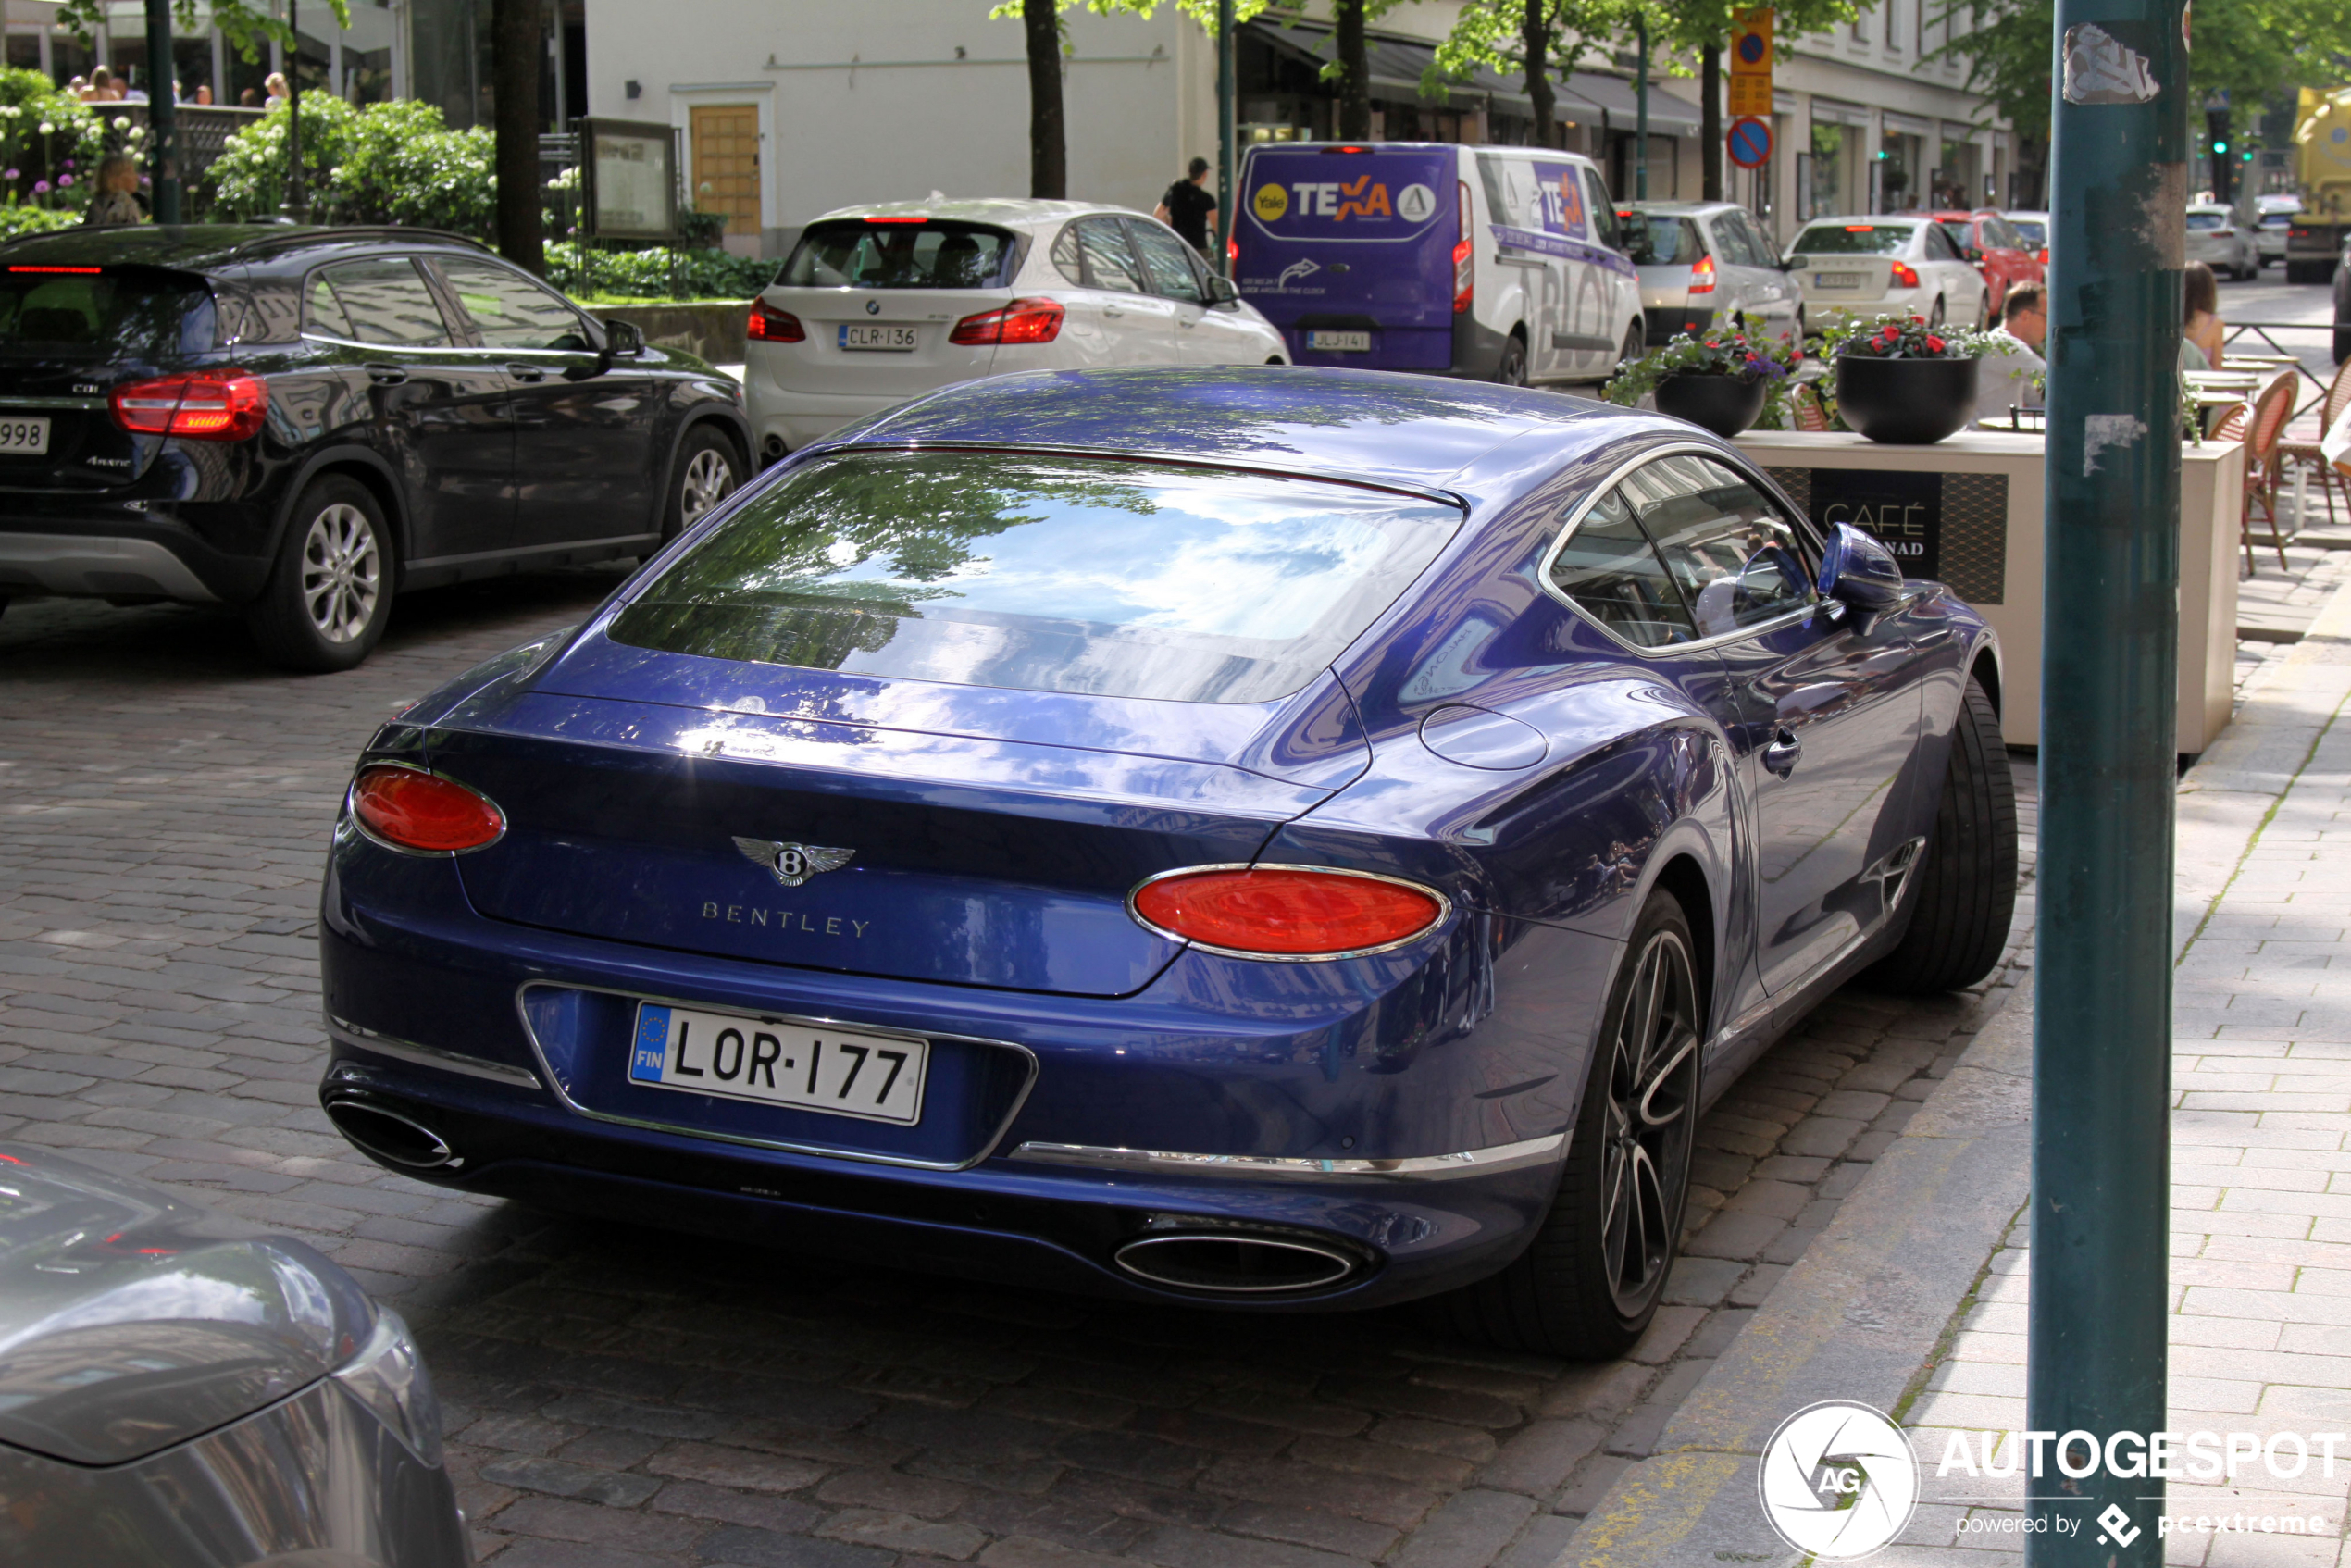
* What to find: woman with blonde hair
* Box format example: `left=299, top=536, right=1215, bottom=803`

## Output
left=263, top=70, right=289, bottom=110
left=82, top=154, right=146, bottom=227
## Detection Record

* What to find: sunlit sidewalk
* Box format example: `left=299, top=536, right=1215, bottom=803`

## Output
left=1890, top=582, right=2351, bottom=1566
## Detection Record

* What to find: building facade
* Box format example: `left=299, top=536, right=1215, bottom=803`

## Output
left=0, top=0, right=2012, bottom=253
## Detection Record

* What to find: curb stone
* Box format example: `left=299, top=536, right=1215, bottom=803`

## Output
left=1556, top=566, right=2351, bottom=1568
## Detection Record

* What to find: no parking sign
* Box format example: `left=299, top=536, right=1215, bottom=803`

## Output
left=1728, top=116, right=1773, bottom=168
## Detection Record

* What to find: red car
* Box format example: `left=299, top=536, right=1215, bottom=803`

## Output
left=1929, top=209, right=2045, bottom=323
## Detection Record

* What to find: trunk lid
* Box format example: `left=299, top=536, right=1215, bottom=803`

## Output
left=436, top=653, right=1361, bottom=997
left=1790, top=254, right=1894, bottom=305
left=756, top=216, right=1026, bottom=399
left=0, top=266, right=218, bottom=492
left=1234, top=144, right=1459, bottom=340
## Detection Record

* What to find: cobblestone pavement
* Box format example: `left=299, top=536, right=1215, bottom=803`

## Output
left=0, top=579, right=2036, bottom=1568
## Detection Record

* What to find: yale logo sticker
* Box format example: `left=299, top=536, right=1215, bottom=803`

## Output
left=1253, top=182, right=1289, bottom=221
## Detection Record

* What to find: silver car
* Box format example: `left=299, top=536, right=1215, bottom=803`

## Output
left=2185, top=204, right=2258, bottom=280
left=1624, top=201, right=1802, bottom=346
left=0, top=1146, right=466, bottom=1566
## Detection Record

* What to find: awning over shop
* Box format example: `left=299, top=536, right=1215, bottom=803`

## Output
left=1243, top=17, right=1705, bottom=138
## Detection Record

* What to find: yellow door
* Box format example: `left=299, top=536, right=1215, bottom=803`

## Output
left=690, top=105, right=762, bottom=236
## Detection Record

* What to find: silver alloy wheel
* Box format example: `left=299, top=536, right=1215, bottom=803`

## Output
left=1599, top=927, right=1700, bottom=1317
left=299, top=503, right=380, bottom=645
left=680, top=446, right=736, bottom=523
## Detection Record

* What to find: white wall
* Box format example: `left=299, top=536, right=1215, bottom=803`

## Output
left=585, top=0, right=1214, bottom=240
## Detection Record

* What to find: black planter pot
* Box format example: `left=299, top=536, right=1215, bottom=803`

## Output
left=1835, top=354, right=1981, bottom=443
left=1654, top=372, right=1768, bottom=438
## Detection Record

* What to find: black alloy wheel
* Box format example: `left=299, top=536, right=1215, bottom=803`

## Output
left=1495, top=331, right=1529, bottom=387
left=244, top=475, right=392, bottom=673
left=664, top=425, right=743, bottom=541
left=1435, top=890, right=1704, bottom=1357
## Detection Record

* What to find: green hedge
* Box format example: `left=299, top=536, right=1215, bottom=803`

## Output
left=546, top=242, right=775, bottom=301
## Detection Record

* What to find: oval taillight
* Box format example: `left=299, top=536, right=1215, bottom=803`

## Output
left=1132, top=867, right=1446, bottom=958
left=350, top=765, right=505, bottom=853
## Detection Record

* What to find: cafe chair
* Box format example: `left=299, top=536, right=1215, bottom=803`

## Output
left=2275, top=355, right=2351, bottom=528
left=2240, top=373, right=2296, bottom=576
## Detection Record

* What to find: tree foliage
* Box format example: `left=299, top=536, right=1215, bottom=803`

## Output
left=51, top=0, right=353, bottom=68
left=204, top=96, right=495, bottom=231
left=1932, top=0, right=2351, bottom=144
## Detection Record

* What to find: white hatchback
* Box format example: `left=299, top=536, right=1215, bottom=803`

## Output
left=1783, top=215, right=1992, bottom=330
left=744, top=198, right=1289, bottom=458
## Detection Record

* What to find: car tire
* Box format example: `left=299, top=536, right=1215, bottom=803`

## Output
left=1432, top=888, right=1704, bottom=1358
left=243, top=475, right=392, bottom=673
left=664, top=424, right=743, bottom=541
left=1978, top=292, right=1993, bottom=330
left=1618, top=324, right=1643, bottom=371
left=1928, top=297, right=1946, bottom=328
left=1864, top=676, right=2018, bottom=994
left=1495, top=331, right=1528, bottom=387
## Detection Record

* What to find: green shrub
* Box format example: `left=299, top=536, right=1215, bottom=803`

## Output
left=545, top=241, right=775, bottom=301
left=203, top=96, right=493, bottom=234
left=0, top=68, right=116, bottom=214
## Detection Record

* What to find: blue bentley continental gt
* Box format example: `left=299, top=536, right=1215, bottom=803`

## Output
left=317, top=367, right=2014, bottom=1356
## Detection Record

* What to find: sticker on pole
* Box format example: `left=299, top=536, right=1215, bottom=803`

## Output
left=1728, top=117, right=1774, bottom=168
left=1757, top=1400, right=1919, bottom=1559
left=2062, top=22, right=2159, bottom=103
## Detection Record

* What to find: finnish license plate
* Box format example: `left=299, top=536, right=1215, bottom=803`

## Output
left=1814, top=272, right=1863, bottom=288
left=1308, top=330, right=1372, bottom=352
left=628, top=1002, right=927, bottom=1126
left=840, top=324, right=918, bottom=352
left=0, top=417, right=50, bottom=454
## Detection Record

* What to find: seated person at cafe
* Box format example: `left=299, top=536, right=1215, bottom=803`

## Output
left=1974, top=283, right=2046, bottom=420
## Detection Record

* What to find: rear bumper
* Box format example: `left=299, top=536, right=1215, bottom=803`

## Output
left=0, top=498, right=276, bottom=604
left=0, top=529, right=218, bottom=600
left=317, top=830, right=1604, bottom=1310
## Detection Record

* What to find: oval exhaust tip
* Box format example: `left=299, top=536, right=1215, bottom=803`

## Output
left=327, top=1101, right=457, bottom=1171
left=1113, top=1233, right=1358, bottom=1294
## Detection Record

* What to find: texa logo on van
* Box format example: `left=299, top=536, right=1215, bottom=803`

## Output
left=1258, top=176, right=1436, bottom=224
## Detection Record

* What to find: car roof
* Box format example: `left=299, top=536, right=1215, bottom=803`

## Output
left=815, top=365, right=1637, bottom=497
left=1625, top=201, right=1742, bottom=216
left=2185, top=202, right=2233, bottom=211
left=1798, top=215, right=1922, bottom=228
left=0, top=222, right=491, bottom=272
left=804, top=197, right=1137, bottom=232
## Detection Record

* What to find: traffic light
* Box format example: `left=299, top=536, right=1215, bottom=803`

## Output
left=2206, top=108, right=2234, bottom=202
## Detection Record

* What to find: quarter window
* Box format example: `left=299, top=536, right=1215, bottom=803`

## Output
left=309, top=257, right=450, bottom=347
left=1621, top=455, right=1813, bottom=639
left=436, top=256, right=591, bottom=351
left=1547, top=488, right=1698, bottom=648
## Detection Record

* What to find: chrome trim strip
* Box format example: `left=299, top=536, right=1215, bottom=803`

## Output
left=407, top=533, right=656, bottom=570
left=1533, top=439, right=1831, bottom=659
left=0, top=394, right=102, bottom=410
left=1125, top=863, right=1454, bottom=964
left=1010, top=1131, right=1567, bottom=1180
left=510, top=980, right=1040, bottom=1173
left=328, top=1016, right=541, bottom=1089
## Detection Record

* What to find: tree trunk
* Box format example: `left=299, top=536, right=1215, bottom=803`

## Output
left=1334, top=0, right=1371, bottom=141
left=1522, top=0, right=1553, bottom=147
left=491, top=0, right=544, bottom=275
left=1025, top=0, right=1065, bottom=200
left=1700, top=43, right=1722, bottom=202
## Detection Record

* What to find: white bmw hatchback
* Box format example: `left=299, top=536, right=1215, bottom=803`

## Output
left=1783, top=215, right=1993, bottom=330
left=744, top=198, right=1289, bottom=458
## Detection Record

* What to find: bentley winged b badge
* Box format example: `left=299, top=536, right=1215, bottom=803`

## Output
left=732, top=838, right=856, bottom=888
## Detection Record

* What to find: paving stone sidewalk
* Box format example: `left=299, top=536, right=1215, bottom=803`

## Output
left=1823, top=578, right=2351, bottom=1568
left=0, top=582, right=2035, bottom=1568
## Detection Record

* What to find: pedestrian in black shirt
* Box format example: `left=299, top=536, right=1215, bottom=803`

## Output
left=1155, top=156, right=1220, bottom=258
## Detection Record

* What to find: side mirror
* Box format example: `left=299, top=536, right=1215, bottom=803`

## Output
left=603, top=318, right=646, bottom=357
left=1817, top=522, right=1908, bottom=620
left=1207, top=274, right=1238, bottom=305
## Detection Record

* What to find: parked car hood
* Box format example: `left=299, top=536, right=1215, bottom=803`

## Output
left=0, top=1146, right=376, bottom=1465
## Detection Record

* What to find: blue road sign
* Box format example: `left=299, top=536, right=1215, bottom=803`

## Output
left=1728, top=117, right=1773, bottom=168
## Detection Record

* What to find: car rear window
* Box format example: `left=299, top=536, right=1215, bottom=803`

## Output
left=777, top=220, right=1018, bottom=290
left=2009, top=218, right=2046, bottom=246
left=2261, top=213, right=2295, bottom=229
left=608, top=451, right=1462, bottom=704
left=1792, top=224, right=1914, bottom=255
left=1625, top=216, right=1704, bottom=266
left=0, top=266, right=216, bottom=357
left=2185, top=211, right=2228, bottom=230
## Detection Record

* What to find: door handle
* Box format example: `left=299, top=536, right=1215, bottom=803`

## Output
left=1762, top=727, right=1802, bottom=778
left=1102, top=306, right=1125, bottom=317
left=363, top=363, right=407, bottom=385
left=505, top=364, right=549, bottom=383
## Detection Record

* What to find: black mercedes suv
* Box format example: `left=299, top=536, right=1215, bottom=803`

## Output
left=0, top=225, right=752, bottom=670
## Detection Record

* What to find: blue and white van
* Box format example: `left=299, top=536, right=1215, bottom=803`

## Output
left=1233, top=142, right=1642, bottom=385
